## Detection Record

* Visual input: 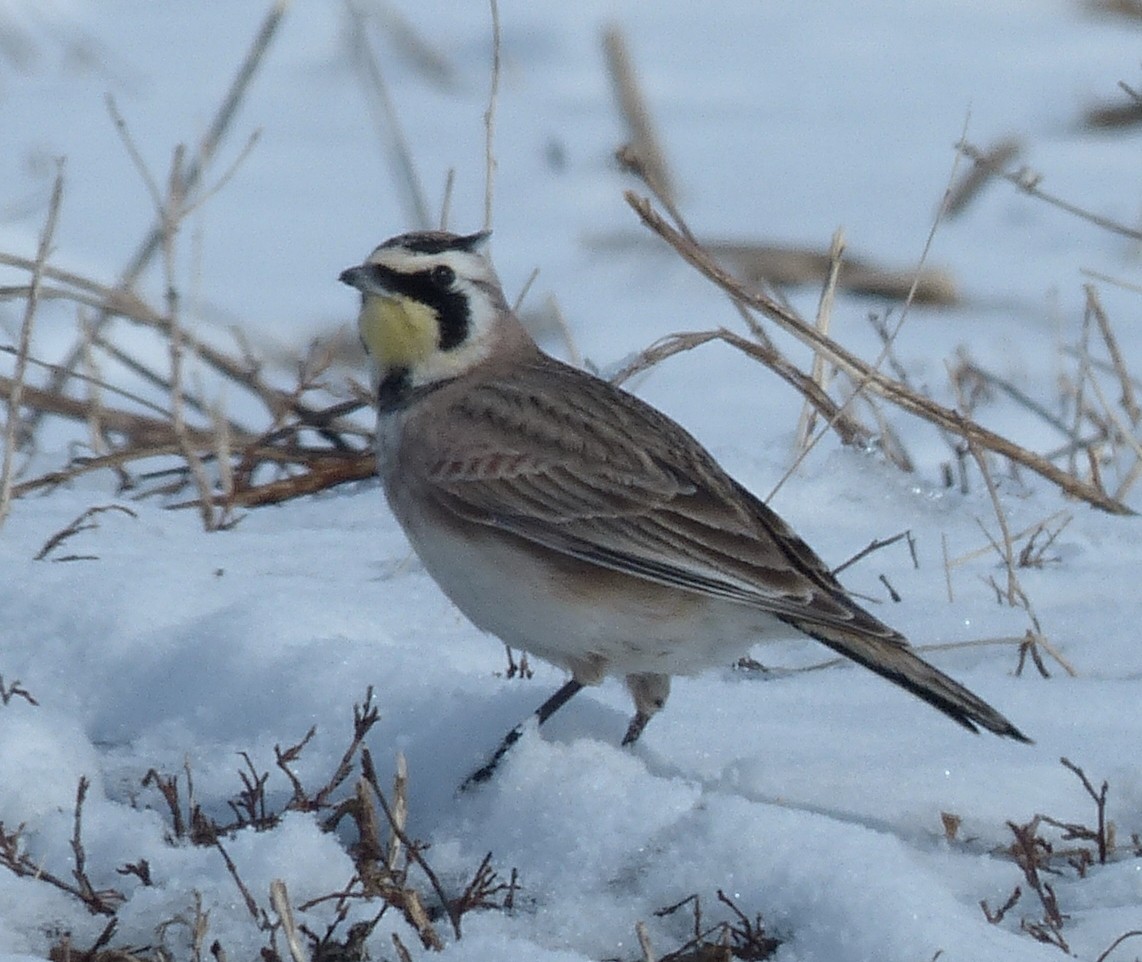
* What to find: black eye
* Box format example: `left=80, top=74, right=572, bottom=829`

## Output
left=430, top=264, right=455, bottom=289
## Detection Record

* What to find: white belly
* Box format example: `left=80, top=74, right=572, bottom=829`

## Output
left=383, top=472, right=784, bottom=682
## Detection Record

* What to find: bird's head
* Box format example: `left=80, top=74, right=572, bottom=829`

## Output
left=340, top=230, right=522, bottom=390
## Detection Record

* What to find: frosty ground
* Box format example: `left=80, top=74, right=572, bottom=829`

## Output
left=1, top=2, right=1141, bottom=961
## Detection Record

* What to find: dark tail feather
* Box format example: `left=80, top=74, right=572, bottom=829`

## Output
left=788, top=620, right=1032, bottom=743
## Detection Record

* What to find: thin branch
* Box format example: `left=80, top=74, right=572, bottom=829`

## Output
left=765, top=114, right=965, bottom=502
left=361, top=749, right=460, bottom=941
left=604, top=25, right=674, bottom=207
left=795, top=228, right=843, bottom=457
left=956, top=140, right=1142, bottom=242
left=831, top=530, right=909, bottom=576
left=624, top=191, right=1133, bottom=515
left=944, top=136, right=1022, bottom=216
left=1094, top=930, right=1142, bottom=962
left=269, top=880, right=309, bottom=962
left=483, top=0, right=501, bottom=230
left=610, top=327, right=874, bottom=449
left=1085, top=283, right=1139, bottom=426
left=38, top=0, right=288, bottom=408
left=343, top=0, right=430, bottom=229
left=0, top=161, right=64, bottom=529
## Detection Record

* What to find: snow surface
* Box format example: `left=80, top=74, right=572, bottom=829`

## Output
left=1, top=2, right=1141, bottom=961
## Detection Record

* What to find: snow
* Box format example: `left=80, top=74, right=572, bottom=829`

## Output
left=1, top=1, right=1141, bottom=961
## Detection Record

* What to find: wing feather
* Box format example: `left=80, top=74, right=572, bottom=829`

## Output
left=404, top=356, right=904, bottom=642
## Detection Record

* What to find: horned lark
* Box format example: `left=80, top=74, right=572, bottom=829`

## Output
left=340, top=230, right=1029, bottom=778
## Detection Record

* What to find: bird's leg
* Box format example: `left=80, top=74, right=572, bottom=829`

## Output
left=622, top=673, right=671, bottom=746
left=460, top=678, right=585, bottom=790
left=621, top=712, right=651, bottom=746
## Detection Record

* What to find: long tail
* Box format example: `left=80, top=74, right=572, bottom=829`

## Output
left=787, top=619, right=1031, bottom=743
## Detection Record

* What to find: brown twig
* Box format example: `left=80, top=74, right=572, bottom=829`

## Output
left=269, top=880, right=308, bottom=962
left=1006, top=819, right=1070, bottom=953
left=611, top=327, right=875, bottom=450
left=38, top=0, right=288, bottom=410
left=956, top=140, right=1142, bottom=242
left=0, top=161, right=64, bottom=529
left=1058, top=756, right=1110, bottom=865
left=831, top=530, right=910, bottom=577
left=1085, top=284, right=1140, bottom=426
left=361, top=749, right=456, bottom=943
left=343, top=0, right=430, bottom=230
left=624, top=191, right=1133, bottom=514
left=215, top=838, right=268, bottom=926
left=171, top=451, right=376, bottom=510
left=34, top=504, right=138, bottom=561
left=795, top=229, right=843, bottom=457
left=1094, top=930, right=1142, bottom=962
left=483, top=0, right=501, bottom=230
left=604, top=25, right=674, bottom=207
left=0, top=676, right=38, bottom=707
left=945, top=137, right=1022, bottom=215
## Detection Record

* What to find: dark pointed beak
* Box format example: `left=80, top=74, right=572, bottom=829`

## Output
left=339, top=265, right=367, bottom=289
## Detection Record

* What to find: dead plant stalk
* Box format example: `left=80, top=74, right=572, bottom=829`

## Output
left=624, top=191, right=1132, bottom=515
left=0, top=162, right=64, bottom=529
left=38, top=0, right=288, bottom=414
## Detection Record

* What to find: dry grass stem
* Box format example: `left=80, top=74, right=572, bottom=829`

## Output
left=361, top=749, right=455, bottom=944
left=946, top=510, right=1072, bottom=569
left=611, top=327, right=875, bottom=451
left=391, top=932, right=414, bottom=962
left=269, top=880, right=308, bottom=962
left=512, top=267, right=541, bottom=313
left=483, top=0, right=501, bottom=230
left=1085, top=284, right=1140, bottom=425
left=1, top=234, right=375, bottom=511
left=944, top=137, right=1022, bottom=215
left=343, top=0, right=430, bottom=230
left=1081, top=268, right=1142, bottom=297
left=439, top=166, right=455, bottom=229
left=635, top=920, right=657, bottom=962
left=34, top=503, right=137, bottom=561
left=625, top=190, right=1132, bottom=514
left=38, top=0, right=288, bottom=412
left=372, top=1, right=456, bottom=89
left=709, top=240, right=959, bottom=306
left=604, top=25, right=675, bottom=207
left=942, top=532, right=955, bottom=603
left=1094, top=930, right=1142, bottom=962
left=831, top=529, right=910, bottom=577
left=1082, top=98, right=1142, bottom=131
left=543, top=294, right=582, bottom=367
left=0, top=676, right=38, bottom=706
left=0, top=609, right=516, bottom=961
left=1082, top=365, right=1142, bottom=496
left=171, top=452, right=376, bottom=510
left=0, top=776, right=123, bottom=915
left=971, top=470, right=1018, bottom=601
left=159, top=147, right=222, bottom=529
left=1112, top=451, right=1142, bottom=502
left=953, top=354, right=1076, bottom=441
left=386, top=752, right=408, bottom=873
left=956, top=140, right=1142, bottom=242
left=794, top=229, right=843, bottom=456
left=0, top=161, right=63, bottom=529
left=740, top=634, right=1034, bottom=678
left=950, top=406, right=1075, bottom=677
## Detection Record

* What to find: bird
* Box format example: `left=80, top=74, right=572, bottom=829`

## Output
left=339, top=229, right=1030, bottom=782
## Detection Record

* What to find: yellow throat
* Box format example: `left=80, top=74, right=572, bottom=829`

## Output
left=357, top=293, right=438, bottom=370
